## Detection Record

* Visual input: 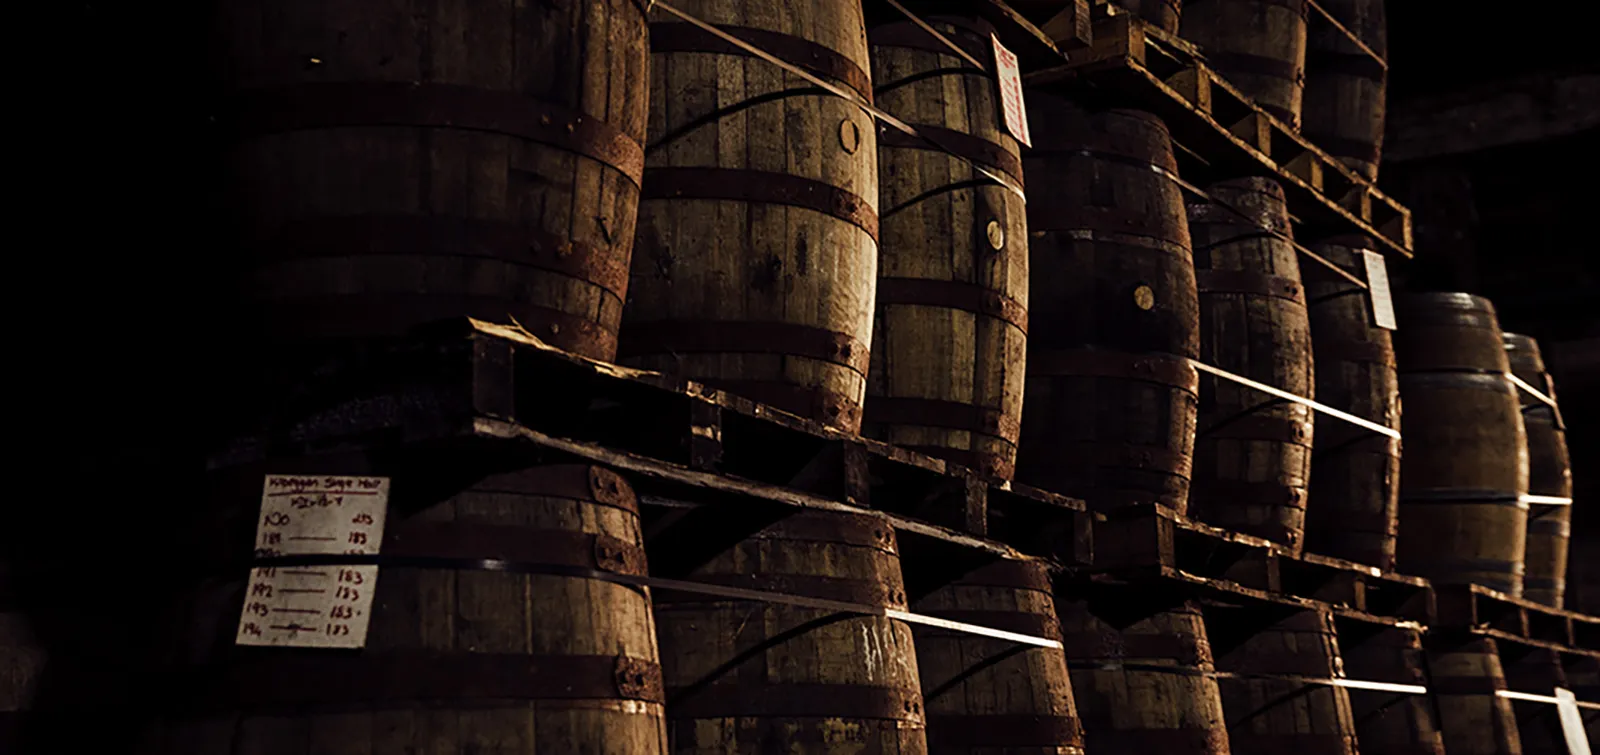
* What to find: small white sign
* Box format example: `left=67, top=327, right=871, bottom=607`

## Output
left=236, top=475, right=390, bottom=649
left=992, top=35, right=1032, bottom=147
left=1554, top=688, right=1593, bottom=755
left=1361, top=250, right=1397, bottom=330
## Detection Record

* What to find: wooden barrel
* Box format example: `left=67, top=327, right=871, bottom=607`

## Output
left=0, top=561, right=45, bottom=753
left=1502, top=648, right=1569, bottom=755
left=1180, top=0, right=1309, bottom=128
left=623, top=1, right=880, bottom=432
left=654, top=510, right=927, bottom=752
left=1112, top=0, right=1185, bottom=34
left=150, top=463, right=669, bottom=753
left=1504, top=334, right=1574, bottom=607
left=1426, top=636, right=1524, bottom=755
left=1017, top=99, right=1201, bottom=513
left=1393, top=293, right=1530, bottom=595
left=1302, top=236, right=1400, bottom=568
left=911, top=560, right=1084, bottom=753
left=1337, top=626, right=1445, bottom=755
left=222, top=0, right=649, bottom=361
left=1211, top=609, right=1358, bottom=755
left=1057, top=599, right=1230, bottom=754
left=1302, top=0, right=1387, bottom=180
left=864, top=16, right=1028, bottom=480
left=1186, top=177, right=1315, bottom=553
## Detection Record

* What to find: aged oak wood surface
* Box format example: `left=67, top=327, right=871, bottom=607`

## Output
left=1393, top=293, right=1530, bottom=595
left=149, top=462, right=668, bottom=754
left=1425, top=635, right=1526, bottom=755
left=1017, top=98, right=1202, bottom=514
left=1302, top=236, right=1400, bottom=569
left=222, top=0, right=649, bottom=361
left=1187, top=177, right=1315, bottom=555
left=624, top=0, right=881, bottom=433
left=911, top=560, right=1085, bottom=753
left=1502, top=648, right=1569, bottom=755
left=1504, top=333, right=1574, bottom=608
left=1180, top=0, right=1309, bottom=128
left=1302, top=0, right=1386, bottom=179
left=864, top=14, right=1029, bottom=481
left=1057, top=598, right=1230, bottom=755
left=653, top=509, right=929, bottom=753
left=1210, top=608, right=1358, bottom=755
left=1337, top=625, right=1445, bottom=755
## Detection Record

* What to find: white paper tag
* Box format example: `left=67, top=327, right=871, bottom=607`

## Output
left=991, top=34, right=1032, bottom=147
left=236, top=475, right=390, bottom=649
left=1361, top=250, right=1397, bottom=330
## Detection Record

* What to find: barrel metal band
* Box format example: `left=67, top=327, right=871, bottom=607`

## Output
left=1205, top=50, right=1306, bottom=82
left=1527, top=515, right=1573, bottom=535
left=253, top=215, right=632, bottom=301
left=924, top=714, right=1084, bottom=747
left=863, top=395, right=1021, bottom=443
left=653, top=572, right=905, bottom=609
left=1193, top=479, right=1308, bottom=511
left=380, top=523, right=647, bottom=576
left=1078, top=728, right=1230, bottom=752
left=667, top=683, right=925, bottom=721
left=878, top=126, right=1025, bottom=186
left=640, top=167, right=879, bottom=242
left=1195, top=269, right=1307, bottom=304
left=740, top=513, right=900, bottom=554
left=1198, top=414, right=1314, bottom=446
left=648, top=22, right=875, bottom=103
left=876, top=277, right=1029, bottom=334
left=1037, top=228, right=1193, bottom=259
left=1029, top=349, right=1200, bottom=394
left=617, top=319, right=871, bottom=376
left=1048, top=441, right=1194, bottom=478
left=225, top=83, right=645, bottom=186
left=904, top=446, right=1013, bottom=480
left=867, top=13, right=989, bottom=69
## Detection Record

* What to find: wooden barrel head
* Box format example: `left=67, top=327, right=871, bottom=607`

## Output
left=1209, top=608, right=1359, bottom=755
left=1180, top=0, right=1309, bottom=128
left=1018, top=98, right=1201, bottom=514
left=1425, top=636, right=1524, bottom=755
left=1303, top=0, right=1387, bottom=180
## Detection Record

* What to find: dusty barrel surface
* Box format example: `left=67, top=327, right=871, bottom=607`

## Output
left=1057, top=599, right=1230, bottom=755
left=864, top=15, right=1028, bottom=480
left=1186, top=177, right=1315, bottom=554
left=1504, top=334, right=1573, bottom=607
left=654, top=510, right=927, bottom=753
left=1017, top=99, right=1201, bottom=513
left=1210, top=609, right=1358, bottom=755
left=1302, top=236, right=1400, bottom=568
left=1112, top=0, right=1184, bottom=34
left=1302, top=0, right=1387, bottom=180
left=1426, top=636, right=1524, bottom=755
left=911, top=560, right=1084, bottom=753
left=1180, top=0, right=1309, bottom=127
left=151, top=463, right=669, bottom=754
left=1502, top=648, right=1569, bottom=755
left=1393, top=293, right=1529, bottom=595
left=220, top=0, right=649, bottom=360
left=623, top=0, right=880, bottom=432
left=1338, top=626, right=1444, bottom=755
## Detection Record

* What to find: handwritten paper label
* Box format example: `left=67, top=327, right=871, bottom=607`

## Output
left=992, top=35, right=1032, bottom=147
left=1361, top=250, right=1397, bottom=330
left=236, top=475, right=389, bottom=649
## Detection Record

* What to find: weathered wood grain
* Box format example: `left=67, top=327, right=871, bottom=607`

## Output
left=624, top=0, right=881, bottom=432
left=1338, top=626, right=1445, bottom=755
left=1211, top=608, right=1358, bottom=755
left=221, top=0, right=649, bottom=361
left=1504, top=334, right=1574, bottom=608
left=864, top=15, right=1029, bottom=481
left=653, top=510, right=928, bottom=753
left=1180, top=0, right=1309, bottom=128
left=1017, top=98, right=1201, bottom=513
left=1394, top=294, right=1530, bottom=595
left=1057, top=599, right=1230, bottom=755
left=1302, top=0, right=1386, bottom=179
left=1425, top=636, right=1525, bottom=755
left=911, top=560, right=1085, bottom=753
left=1302, top=236, right=1399, bottom=569
left=1187, top=177, right=1315, bottom=554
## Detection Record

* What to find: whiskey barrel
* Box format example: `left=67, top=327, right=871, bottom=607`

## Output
left=1503, top=648, right=1568, bottom=755
left=864, top=15, right=1028, bottom=480
left=151, top=463, right=669, bottom=753
left=223, top=0, right=649, bottom=361
left=624, top=0, right=880, bottom=432
left=0, top=562, right=45, bottom=753
left=1394, top=293, right=1529, bottom=595
left=1113, top=0, right=1184, bottom=34
left=1302, top=236, right=1400, bottom=568
left=654, top=510, right=927, bottom=752
left=1017, top=99, right=1201, bottom=513
left=1186, top=177, right=1315, bottom=553
left=1302, top=0, right=1387, bottom=180
left=1426, top=636, right=1524, bottom=755
left=1211, top=609, right=1358, bottom=755
left=1338, top=626, right=1445, bottom=755
left=911, top=560, right=1084, bottom=753
left=1057, top=599, right=1230, bottom=754
left=1504, top=334, right=1574, bottom=607
left=1181, top=0, right=1309, bottom=127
